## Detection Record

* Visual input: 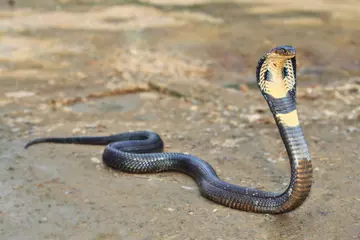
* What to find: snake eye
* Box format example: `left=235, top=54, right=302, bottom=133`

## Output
left=274, top=48, right=286, bottom=55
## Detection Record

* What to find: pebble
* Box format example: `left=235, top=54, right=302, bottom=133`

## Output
left=347, top=127, right=358, bottom=133
left=181, top=186, right=195, bottom=191
left=190, top=105, right=198, bottom=111
left=64, top=190, right=76, bottom=195
left=5, top=91, right=35, bottom=98
left=39, top=217, right=48, bottom=223
left=76, top=71, right=87, bottom=79
left=226, top=105, right=239, bottom=111
left=0, top=99, right=11, bottom=106
left=72, top=127, right=83, bottom=134
left=323, top=109, right=336, bottom=117
left=229, top=120, right=238, bottom=127
left=37, top=104, right=49, bottom=111
left=84, top=199, right=95, bottom=205
left=239, top=84, right=249, bottom=92
left=85, top=123, right=99, bottom=129
left=62, top=107, right=72, bottom=112
left=91, top=157, right=101, bottom=164
left=48, top=79, right=56, bottom=85
left=11, top=128, right=20, bottom=133
left=319, top=211, right=329, bottom=216
left=221, top=138, right=244, bottom=148
left=139, top=92, right=159, bottom=100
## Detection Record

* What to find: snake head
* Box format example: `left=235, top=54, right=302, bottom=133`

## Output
left=266, top=45, right=296, bottom=59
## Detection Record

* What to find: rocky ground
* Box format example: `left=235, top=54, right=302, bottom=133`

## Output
left=1, top=0, right=360, bottom=239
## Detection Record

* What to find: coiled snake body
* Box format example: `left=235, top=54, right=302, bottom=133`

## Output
left=26, top=46, right=312, bottom=214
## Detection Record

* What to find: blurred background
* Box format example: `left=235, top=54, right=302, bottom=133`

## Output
left=1, top=1, right=359, bottom=239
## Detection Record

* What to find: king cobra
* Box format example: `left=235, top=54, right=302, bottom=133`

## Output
left=25, top=46, right=312, bottom=214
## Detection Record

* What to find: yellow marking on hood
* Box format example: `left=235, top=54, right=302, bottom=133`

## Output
left=283, top=59, right=295, bottom=92
left=259, top=58, right=290, bottom=99
left=276, top=110, right=299, bottom=127
left=267, top=79, right=288, bottom=98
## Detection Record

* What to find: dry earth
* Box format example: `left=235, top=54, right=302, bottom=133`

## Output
left=1, top=0, right=360, bottom=239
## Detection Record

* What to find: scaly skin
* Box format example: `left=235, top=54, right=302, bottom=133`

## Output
left=25, top=45, right=312, bottom=214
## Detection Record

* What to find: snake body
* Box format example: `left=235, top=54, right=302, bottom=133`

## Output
left=25, top=46, right=312, bottom=214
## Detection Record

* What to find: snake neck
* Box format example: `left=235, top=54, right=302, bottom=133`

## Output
left=273, top=106, right=312, bottom=213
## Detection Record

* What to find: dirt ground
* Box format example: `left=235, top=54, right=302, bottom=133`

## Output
left=1, top=0, right=360, bottom=239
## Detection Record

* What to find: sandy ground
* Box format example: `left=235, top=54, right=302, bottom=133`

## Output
left=1, top=0, right=360, bottom=239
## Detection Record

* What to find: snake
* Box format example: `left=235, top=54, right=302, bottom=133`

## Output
left=25, top=45, right=312, bottom=214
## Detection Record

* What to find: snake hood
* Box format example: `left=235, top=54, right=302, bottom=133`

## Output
left=256, top=45, right=297, bottom=117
